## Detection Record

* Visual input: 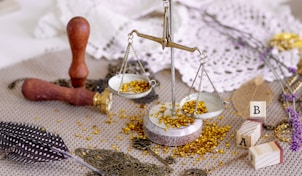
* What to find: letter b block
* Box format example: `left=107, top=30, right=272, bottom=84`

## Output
left=249, top=101, right=266, bottom=123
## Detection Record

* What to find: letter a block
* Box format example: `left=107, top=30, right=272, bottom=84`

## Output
left=248, top=141, right=283, bottom=169
left=249, top=101, right=266, bottom=123
left=236, top=120, right=262, bottom=149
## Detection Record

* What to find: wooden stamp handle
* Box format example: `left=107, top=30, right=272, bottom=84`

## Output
left=67, top=16, right=90, bottom=88
left=22, top=78, right=95, bottom=106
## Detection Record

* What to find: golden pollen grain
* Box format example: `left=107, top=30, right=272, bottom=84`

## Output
left=120, top=80, right=150, bottom=93
left=34, top=117, right=41, bottom=121
left=182, top=100, right=208, bottom=114
left=171, top=122, right=231, bottom=158
left=76, top=121, right=83, bottom=126
left=159, top=112, right=195, bottom=129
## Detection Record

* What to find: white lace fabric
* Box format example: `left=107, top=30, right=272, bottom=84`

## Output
left=34, top=0, right=302, bottom=92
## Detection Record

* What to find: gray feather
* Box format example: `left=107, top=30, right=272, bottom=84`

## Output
left=0, top=122, right=68, bottom=163
left=0, top=122, right=104, bottom=175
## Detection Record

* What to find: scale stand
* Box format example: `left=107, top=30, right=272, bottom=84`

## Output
left=108, top=0, right=225, bottom=146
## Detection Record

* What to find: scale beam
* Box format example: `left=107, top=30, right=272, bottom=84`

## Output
left=129, top=30, right=201, bottom=54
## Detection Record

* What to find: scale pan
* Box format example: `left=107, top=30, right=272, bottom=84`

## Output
left=179, top=92, right=224, bottom=119
left=108, top=73, right=153, bottom=99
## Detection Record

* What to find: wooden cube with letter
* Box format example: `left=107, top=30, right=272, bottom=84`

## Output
left=248, top=141, right=283, bottom=169
left=236, top=120, right=262, bottom=149
left=249, top=101, right=267, bottom=123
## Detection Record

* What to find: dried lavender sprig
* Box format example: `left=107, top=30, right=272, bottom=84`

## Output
left=203, top=11, right=295, bottom=101
left=287, top=106, right=302, bottom=151
left=203, top=11, right=296, bottom=96
left=203, top=11, right=297, bottom=74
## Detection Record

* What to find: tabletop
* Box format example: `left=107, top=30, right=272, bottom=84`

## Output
left=1, top=1, right=302, bottom=176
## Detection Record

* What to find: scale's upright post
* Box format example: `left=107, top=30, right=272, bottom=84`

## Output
left=167, top=0, right=176, bottom=116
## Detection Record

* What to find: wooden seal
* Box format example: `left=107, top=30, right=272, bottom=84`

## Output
left=21, top=78, right=112, bottom=114
left=67, top=16, right=90, bottom=88
left=22, top=78, right=95, bottom=106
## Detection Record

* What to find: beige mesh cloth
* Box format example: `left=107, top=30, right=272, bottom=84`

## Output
left=1, top=50, right=301, bottom=176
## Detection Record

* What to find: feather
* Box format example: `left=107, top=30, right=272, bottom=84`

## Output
left=0, top=122, right=68, bottom=163
left=0, top=122, right=104, bottom=175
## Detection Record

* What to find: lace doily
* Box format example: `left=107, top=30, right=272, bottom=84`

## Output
left=34, top=0, right=302, bottom=92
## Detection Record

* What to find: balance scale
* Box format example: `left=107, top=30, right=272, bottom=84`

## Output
left=108, top=0, right=225, bottom=146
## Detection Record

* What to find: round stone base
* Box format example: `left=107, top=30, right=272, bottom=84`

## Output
left=143, top=103, right=203, bottom=146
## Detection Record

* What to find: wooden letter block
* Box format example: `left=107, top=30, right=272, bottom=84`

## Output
left=249, top=101, right=266, bottom=123
left=236, top=120, right=262, bottom=149
left=248, top=141, right=283, bottom=169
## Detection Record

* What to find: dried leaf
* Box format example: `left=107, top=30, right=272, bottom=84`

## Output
left=232, top=76, right=273, bottom=118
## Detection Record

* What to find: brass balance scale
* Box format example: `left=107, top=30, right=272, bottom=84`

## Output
left=108, top=0, right=225, bottom=146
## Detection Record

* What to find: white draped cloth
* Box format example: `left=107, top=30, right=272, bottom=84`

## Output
left=34, top=0, right=302, bottom=92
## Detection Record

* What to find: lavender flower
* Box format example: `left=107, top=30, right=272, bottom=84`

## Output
left=286, top=107, right=294, bottom=114
left=259, top=51, right=268, bottom=62
left=288, top=109, right=302, bottom=151
left=288, top=67, right=297, bottom=74
left=290, top=140, right=300, bottom=151
left=283, top=93, right=298, bottom=102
